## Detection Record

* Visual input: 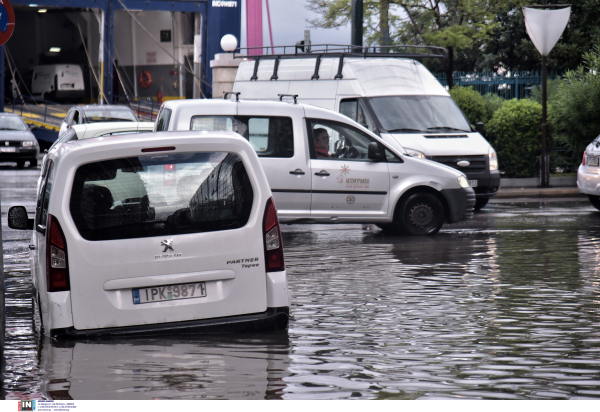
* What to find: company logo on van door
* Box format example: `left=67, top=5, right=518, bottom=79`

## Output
left=336, top=164, right=370, bottom=189
left=155, top=239, right=182, bottom=259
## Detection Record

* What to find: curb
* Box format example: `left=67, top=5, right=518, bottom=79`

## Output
left=494, top=187, right=583, bottom=199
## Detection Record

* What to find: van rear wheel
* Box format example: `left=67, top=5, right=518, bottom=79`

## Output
left=396, top=193, right=444, bottom=236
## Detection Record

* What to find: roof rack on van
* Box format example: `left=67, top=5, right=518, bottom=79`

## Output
left=233, top=44, right=446, bottom=81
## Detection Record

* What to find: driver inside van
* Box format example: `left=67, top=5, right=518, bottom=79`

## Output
left=314, top=128, right=330, bottom=158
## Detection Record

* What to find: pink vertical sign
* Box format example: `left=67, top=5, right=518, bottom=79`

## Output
left=246, top=0, right=263, bottom=56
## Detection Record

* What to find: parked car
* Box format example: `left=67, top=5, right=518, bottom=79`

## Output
left=31, top=64, right=85, bottom=102
left=0, top=113, right=40, bottom=167
left=50, top=121, right=155, bottom=151
left=58, top=105, right=139, bottom=138
left=155, top=99, right=476, bottom=235
left=8, top=131, right=290, bottom=338
left=232, top=47, right=500, bottom=210
left=578, top=136, right=600, bottom=210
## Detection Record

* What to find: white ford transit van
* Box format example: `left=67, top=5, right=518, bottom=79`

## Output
left=32, top=64, right=85, bottom=102
left=232, top=46, right=500, bottom=210
left=157, top=98, right=476, bottom=235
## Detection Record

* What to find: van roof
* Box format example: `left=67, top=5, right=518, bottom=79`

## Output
left=234, top=57, right=448, bottom=97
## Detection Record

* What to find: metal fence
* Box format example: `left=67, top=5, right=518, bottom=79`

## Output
left=436, top=71, right=561, bottom=99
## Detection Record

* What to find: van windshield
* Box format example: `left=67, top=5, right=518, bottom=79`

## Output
left=70, top=152, right=254, bottom=241
left=368, top=96, right=471, bottom=133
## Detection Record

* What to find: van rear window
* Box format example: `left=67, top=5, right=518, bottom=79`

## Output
left=70, top=152, right=254, bottom=241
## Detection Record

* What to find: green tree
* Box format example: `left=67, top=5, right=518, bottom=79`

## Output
left=449, top=86, right=486, bottom=125
left=551, top=44, right=600, bottom=156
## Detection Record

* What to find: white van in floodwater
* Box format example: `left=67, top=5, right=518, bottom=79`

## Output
left=232, top=45, right=500, bottom=210
left=31, top=64, right=85, bottom=102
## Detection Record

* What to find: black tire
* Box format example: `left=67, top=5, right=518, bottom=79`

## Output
left=32, top=293, right=45, bottom=336
left=589, top=195, right=600, bottom=211
left=474, top=197, right=489, bottom=211
left=16, top=160, right=25, bottom=168
left=29, top=158, right=38, bottom=168
left=396, top=192, right=445, bottom=236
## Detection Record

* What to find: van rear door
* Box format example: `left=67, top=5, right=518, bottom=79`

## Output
left=66, top=150, right=267, bottom=330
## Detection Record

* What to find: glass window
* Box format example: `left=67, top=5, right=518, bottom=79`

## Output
left=69, top=152, right=254, bottom=241
left=190, top=115, right=294, bottom=158
left=368, top=95, right=471, bottom=133
left=237, top=116, right=294, bottom=158
left=385, top=149, right=401, bottom=163
left=36, top=160, right=54, bottom=233
left=339, top=99, right=374, bottom=132
left=0, top=116, right=29, bottom=131
left=190, top=115, right=235, bottom=132
left=308, top=118, right=377, bottom=162
left=82, top=108, right=138, bottom=123
left=155, top=108, right=172, bottom=132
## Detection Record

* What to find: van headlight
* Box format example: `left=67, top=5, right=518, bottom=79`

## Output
left=405, top=148, right=426, bottom=159
left=489, top=146, right=498, bottom=171
left=458, top=176, right=470, bottom=188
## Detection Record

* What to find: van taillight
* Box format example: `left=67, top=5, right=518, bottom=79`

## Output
left=583, top=151, right=586, bottom=166
left=263, top=197, right=285, bottom=272
left=46, top=215, right=70, bottom=292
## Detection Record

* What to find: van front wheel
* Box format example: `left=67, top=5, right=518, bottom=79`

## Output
left=396, top=193, right=444, bottom=236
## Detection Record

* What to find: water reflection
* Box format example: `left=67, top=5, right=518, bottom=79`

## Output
left=39, top=333, right=290, bottom=400
left=3, top=201, right=600, bottom=399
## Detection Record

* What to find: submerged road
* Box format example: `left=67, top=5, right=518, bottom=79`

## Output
left=2, top=167, right=600, bottom=400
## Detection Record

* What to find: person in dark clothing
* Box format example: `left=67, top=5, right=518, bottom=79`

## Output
left=314, top=128, right=330, bottom=158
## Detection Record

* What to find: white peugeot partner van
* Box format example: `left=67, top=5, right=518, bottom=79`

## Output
left=31, top=64, right=85, bottom=102
left=231, top=46, right=500, bottom=210
left=8, top=131, right=290, bottom=338
left=156, top=98, right=476, bottom=235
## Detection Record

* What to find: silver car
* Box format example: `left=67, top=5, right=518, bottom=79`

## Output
left=577, top=135, right=600, bottom=209
left=0, top=113, right=40, bottom=167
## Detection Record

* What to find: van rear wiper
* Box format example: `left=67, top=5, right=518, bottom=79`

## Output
left=386, top=128, right=425, bottom=133
left=427, top=126, right=470, bottom=132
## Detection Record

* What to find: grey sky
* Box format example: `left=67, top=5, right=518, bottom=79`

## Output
left=239, top=0, right=352, bottom=49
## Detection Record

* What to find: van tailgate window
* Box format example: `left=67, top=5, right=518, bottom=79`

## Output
left=70, top=152, right=254, bottom=241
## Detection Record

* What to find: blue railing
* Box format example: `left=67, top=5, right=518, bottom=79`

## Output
left=112, top=94, right=159, bottom=122
left=436, top=71, right=561, bottom=99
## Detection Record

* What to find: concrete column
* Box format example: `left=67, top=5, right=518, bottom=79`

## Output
left=210, top=53, right=242, bottom=99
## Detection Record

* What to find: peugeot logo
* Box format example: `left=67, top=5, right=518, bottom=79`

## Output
left=457, top=160, right=470, bottom=167
left=161, top=239, right=174, bottom=253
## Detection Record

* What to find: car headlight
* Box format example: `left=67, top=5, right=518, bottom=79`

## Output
left=489, top=146, right=498, bottom=171
left=21, top=141, right=36, bottom=147
left=458, top=176, right=470, bottom=188
left=404, top=148, right=426, bottom=159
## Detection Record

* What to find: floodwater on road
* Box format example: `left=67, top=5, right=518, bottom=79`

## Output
left=2, top=169, right=600, bottom=399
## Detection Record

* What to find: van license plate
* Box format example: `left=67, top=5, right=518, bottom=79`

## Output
left=133, top=282, right=206, bottom=304
left=469, top=180, right=478, bottom=187
left=0, top=147, right=15, bottom=153
left=588, top=157, right=599, bottom=167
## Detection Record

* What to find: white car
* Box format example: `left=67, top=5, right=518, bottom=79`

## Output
left=156, top=99, right=476, bottom=235
left=49, top=121, right=155, bottom=151
left=8, top=131, right=290, bottom=338
left=578, top=135, right=600, bottom=209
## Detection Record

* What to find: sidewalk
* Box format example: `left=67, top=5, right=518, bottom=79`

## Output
left=494, top=186, right=583, bottom=199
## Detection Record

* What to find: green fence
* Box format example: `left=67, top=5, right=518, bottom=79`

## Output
left=436, top=71, right=560, bottom=99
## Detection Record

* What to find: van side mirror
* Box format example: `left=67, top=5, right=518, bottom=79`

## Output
left=475, top=122, right=484, bottom=135
left=8, top=206, right=34, bottom=230
left=368, top=142, right=383, bottom=161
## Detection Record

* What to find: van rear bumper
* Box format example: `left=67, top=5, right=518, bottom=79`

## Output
left=441, top=187, right=476, bottom=223
left=50, top=307, right=290, bottom=339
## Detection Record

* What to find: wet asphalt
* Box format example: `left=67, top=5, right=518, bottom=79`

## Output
left=2, top=165, right=600, bottom=400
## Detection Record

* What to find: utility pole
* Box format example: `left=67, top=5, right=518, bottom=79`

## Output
left=351, top=0, right=363, bottom=47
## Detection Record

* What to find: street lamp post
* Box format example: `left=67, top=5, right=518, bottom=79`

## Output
left=523, top=3, right=570, bottom=188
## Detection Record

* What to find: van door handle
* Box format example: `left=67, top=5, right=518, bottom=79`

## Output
left=289, top=168, right=305, bottom=175
left=314, top=170, right=330, bottom=177
left=29, top=244, right=36, bottom=250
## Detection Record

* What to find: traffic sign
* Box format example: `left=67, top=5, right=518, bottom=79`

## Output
left=0, top=0, right=15, bottom=47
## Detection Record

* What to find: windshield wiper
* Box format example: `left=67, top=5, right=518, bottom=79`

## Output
left=386, top=128, right=426, bottom=133
left=427, top=126, right=470, bottom=132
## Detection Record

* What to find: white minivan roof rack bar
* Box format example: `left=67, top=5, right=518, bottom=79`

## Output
left=235, top=44, right=446, bottom=81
